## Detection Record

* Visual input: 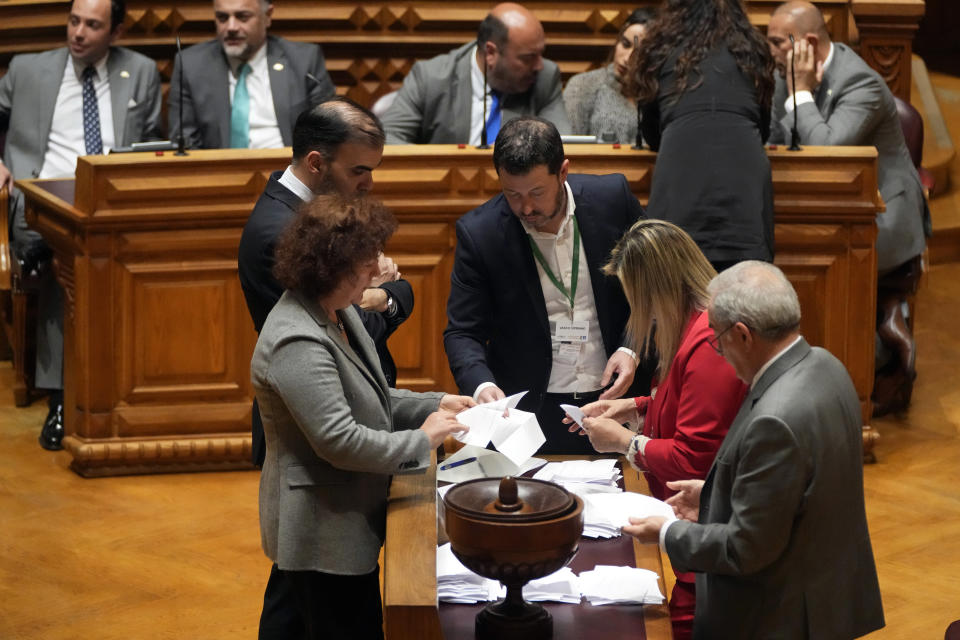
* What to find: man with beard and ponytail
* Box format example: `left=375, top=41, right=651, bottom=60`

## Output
left=382, top=2, right=570, bottom=144
left=444, top=116, right=651, bottom=454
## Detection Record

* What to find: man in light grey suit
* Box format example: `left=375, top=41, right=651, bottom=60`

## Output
left=767, top=0, right=928, bottom=415
left=381, top=2, right=570, bottom=144
left=167, top=0, right=335, bottom=150
left=0, top=0, right=162, bottom=450
left=619, top=261, right=884, bottom=639
left=767, top=0, right=926, bottom=274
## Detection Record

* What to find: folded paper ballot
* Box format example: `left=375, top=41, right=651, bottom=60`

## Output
left=532, top=458, right=621, bottom=486
left=579, top=565, right=665, bottom=605
left=578, top=490, right=677, bottom=538
left=453, top=391, right=546, bottom=466
left=436, top=445, right=547, bottom=484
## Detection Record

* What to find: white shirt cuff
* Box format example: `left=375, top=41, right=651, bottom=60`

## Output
left=784, top=90, right=814, bottom=113
left=659, top=516, right=678, bottom=551
left=617, top=346, right=639, bottom=364
left=473, top=381, right=497, bottom=403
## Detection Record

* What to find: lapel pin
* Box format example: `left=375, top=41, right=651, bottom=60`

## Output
left=273, top=62, right=284, bottom=71
left=120, top=70, right=130, bottom=78
left=826, top=89, right=832, bottom=96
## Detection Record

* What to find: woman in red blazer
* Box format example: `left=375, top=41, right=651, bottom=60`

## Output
left=570, top=220, right=747, bottom=640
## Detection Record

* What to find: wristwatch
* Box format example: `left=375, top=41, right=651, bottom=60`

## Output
left=385, top=293, right=397, bottom=317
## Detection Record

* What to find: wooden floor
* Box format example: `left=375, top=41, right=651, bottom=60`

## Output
left=4, top=77, right=960, bottom=640
left=1, top=262, right=958, bottom=640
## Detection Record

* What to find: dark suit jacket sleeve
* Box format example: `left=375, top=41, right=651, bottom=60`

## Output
left=537, top=64, right=571, bottom=134
left=785, top=71, right=884, bottom=146
left=358, top=279, right=413, bottom=344
left=382, top=60, right=429, bottom=144
left=665, top=415, right=808, bottom=576
left=768, top=78, right=787, bottom=145
left=641, top=339, right=745, bottom=483
left=443, top=217, right=499, bottom=396
left=0, top=57, right=16, bottom=132
left=306, top=44, right=336, bottom=107
left=167, top=53, right=201, bottom=149
left=139, top=60, right=163, bottom=141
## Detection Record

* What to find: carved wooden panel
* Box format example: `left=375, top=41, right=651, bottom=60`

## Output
left=0, top=1, right=917, bottom=109
left=17, top=145, right=882, bottom=475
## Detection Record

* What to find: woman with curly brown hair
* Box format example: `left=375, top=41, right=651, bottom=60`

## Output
left=632, top=0, right=775, bottom=272
left=252, top=194, right=472, bottom=639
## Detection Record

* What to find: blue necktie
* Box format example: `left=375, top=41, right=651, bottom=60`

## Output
left=81, top=66, right=103, bottom=155
left=485, top=90, right=502, bottom=144
left=230, top=63, right=251, bottom=149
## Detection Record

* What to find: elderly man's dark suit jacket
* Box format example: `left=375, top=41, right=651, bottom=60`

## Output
left=444, top=172, right=646, bottom=415
left=168, top=36, right=335, bottom=149
left=665, top=339, right=884, bottom=639
left=239, top=170, right=413, bottom=466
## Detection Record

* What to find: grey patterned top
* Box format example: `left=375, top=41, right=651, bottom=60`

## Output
left=563, top=64, right=638, bottom=144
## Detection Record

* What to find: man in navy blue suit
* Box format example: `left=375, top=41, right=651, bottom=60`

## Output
left=444, top=116, right=650, bottom=454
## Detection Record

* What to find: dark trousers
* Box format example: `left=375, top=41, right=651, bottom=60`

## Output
left=258, top=563, right=384, bottom=640
left=537, top=390, right=604, bottom=455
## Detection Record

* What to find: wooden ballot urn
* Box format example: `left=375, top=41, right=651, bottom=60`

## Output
left=443, top=476, right=585, bottom=640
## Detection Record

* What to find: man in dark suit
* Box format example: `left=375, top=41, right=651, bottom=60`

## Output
left=621, top=261, right=884, bottom=639
left=168, top=0, right=335, bottom=149
left=382, top=2, right=570, bottom=144
left=238, top=96, right=414, bottom=640
left=766, top=0, right=928, bottom=414
left=0, top=0, right=162, bottom=450
left=444, top=116, right=649, bottom=454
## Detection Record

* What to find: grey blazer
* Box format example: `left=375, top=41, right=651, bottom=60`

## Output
left=770, top=42, right=926, bottom=272
left=664, top=339, right=884, bottom=639
left=563, top=64, right=638, bottom=144
left=167, top=35, right=335, bottom=149
left=252, top=290, right=443, bottom=574
left=0, top=46, right=162, bottom=223
left=382, top=41, right=570, bottom=144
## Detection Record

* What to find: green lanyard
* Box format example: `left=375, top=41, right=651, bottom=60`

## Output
left=527, top=216, right=580, bottom=313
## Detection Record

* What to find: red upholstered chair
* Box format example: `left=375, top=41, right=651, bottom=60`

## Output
left=894, top=95, right=936, bottom=195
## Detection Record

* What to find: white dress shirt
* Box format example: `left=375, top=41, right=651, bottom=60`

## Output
left=277, top=165, right=313, bottom=202
left=39, top=53, right=116, bottom=179
left=228, top=44, right=283, bottom=149
left=469, top=45, right=500, bottom=147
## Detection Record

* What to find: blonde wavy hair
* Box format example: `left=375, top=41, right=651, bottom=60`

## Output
left=604, top=219, right=716, bottom=377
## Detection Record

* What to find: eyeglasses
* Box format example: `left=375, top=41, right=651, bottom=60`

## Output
left=707, top=324, right=735, bottom=355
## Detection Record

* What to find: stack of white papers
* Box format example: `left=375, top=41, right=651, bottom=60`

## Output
left=578, top=491, right=677, bottom=538
left=436, top=543, right=502, bottom=603
left=453, top=392, right=546, bottom=466
left=578, top=565, right=665, bottom=605
left=532, top=458, right=621, bottom=488
left=523, top=567, right=581, bottom=603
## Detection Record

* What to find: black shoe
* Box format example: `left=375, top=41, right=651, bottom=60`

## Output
left=39, top=403, right=64, bottom=451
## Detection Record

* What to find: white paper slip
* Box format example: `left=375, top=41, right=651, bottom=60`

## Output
left=579, top=565, right=664, bottom=605
left=437, top=445, right=548, bottom=484
left=585, top=491, right=677, bottom=528
left=453, top=390, right=546, bottom=467
left=559, top=403, right=586, bottom=429
left=523, top=567, right=581, bottom=603
left=436, top=543, right=504, bottom=603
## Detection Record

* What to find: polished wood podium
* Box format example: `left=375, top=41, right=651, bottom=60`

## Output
left=17, top=144, right=881, bottom=476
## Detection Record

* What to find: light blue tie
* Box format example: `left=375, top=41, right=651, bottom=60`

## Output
left=230, top=63, right=251, bottom=148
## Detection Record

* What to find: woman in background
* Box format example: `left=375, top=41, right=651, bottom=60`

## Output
left=570, top=220, right=747, bottom=640
left=632, top=0, right=775, bottom=272
left=563, top=7, right=657, bottom=143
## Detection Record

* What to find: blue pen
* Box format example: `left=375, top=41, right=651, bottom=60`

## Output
left=440, top=456, right=478, bottom=471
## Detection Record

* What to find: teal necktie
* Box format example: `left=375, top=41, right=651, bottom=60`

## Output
left=230, top=63, right=251, bottom=148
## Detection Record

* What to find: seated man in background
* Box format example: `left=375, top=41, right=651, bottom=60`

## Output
left=444, top=117, right=649, bottom=454
left=168, top=0, right=335, bottom=149
left=0, top=0, right=162, bottom=450
left=382, top=2, right=570, bottom=144
left=767, top=0, right=929, bottom=414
